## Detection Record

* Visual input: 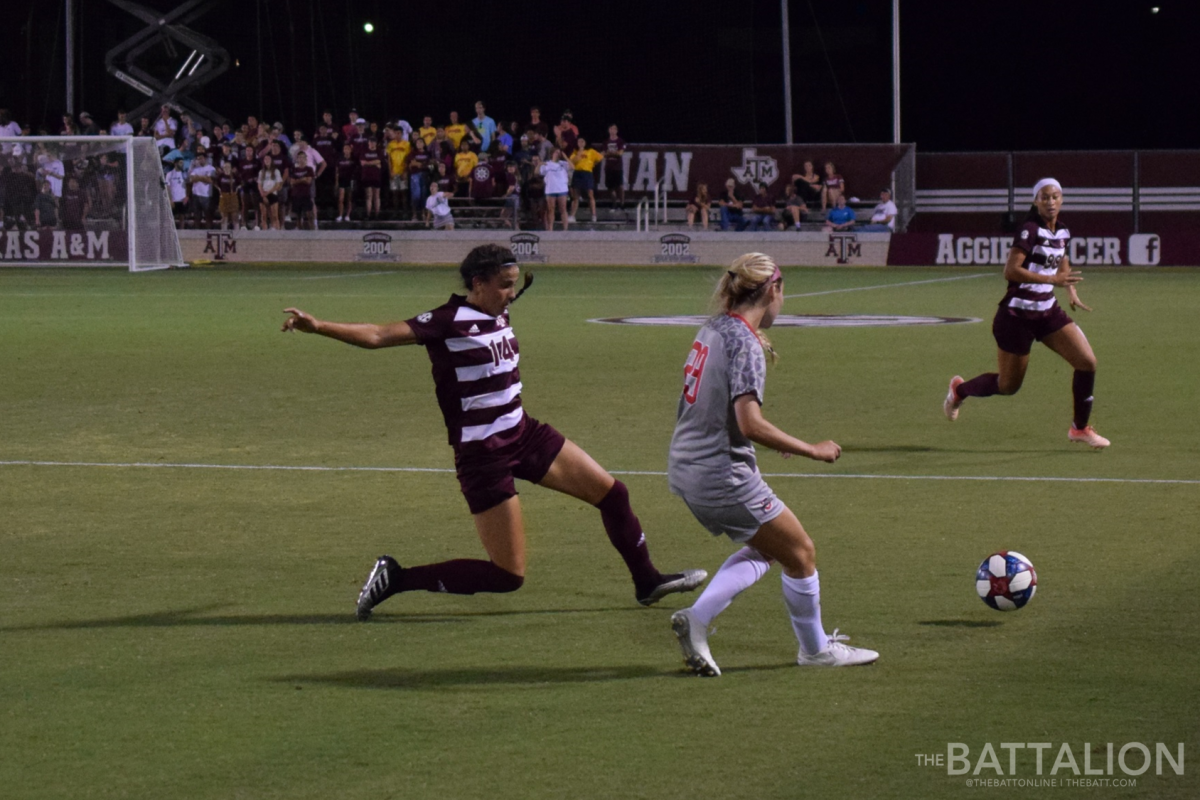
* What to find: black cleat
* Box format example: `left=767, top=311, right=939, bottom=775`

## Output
left=637, top=569, right=708, bottom=607
left=356, top=555, right=400, bottom=621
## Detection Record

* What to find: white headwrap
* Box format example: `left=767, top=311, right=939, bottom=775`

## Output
left=1032, top=178, right=1062, bottom=200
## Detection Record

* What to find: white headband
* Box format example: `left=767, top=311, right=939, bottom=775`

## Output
left=1032, top=178, right=1062, bottom=200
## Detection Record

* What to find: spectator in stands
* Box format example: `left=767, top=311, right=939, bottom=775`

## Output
left=469, top=101, right=497, bottom=153
left=290, top=150, right=317, bottom=229
left=417, top=116, right=436, bottom=146
left=153, top=106, right=178, bottom=152
left=37, top=151, right=65, bottom=199
left=342, top=110, right=359, bottom=142
left=258, top=153, right=284, bottom=230
left=792, top=160, right=823, bottom=206
left=744, top=183, right=776, bottom=231
left=469, top=156, right=495, bottom=201
left=335, top=142, right=357, bottom=222
left=496, top=122, right=514, bottom=155
left=430, top=127, right=456, bottom=167
left=540, top=148, right=572, bottom=230
left=861, top=188, right=898, bottom=231
left=569, top=138, right=602, bottom=222
left=166, top=159, right=188, bottom=226
left=360, top=139, right=383, bottom=220
left=822, top=160, right=845, bottom=210
left=189, top=151, right=216, bottom=229
left=781, top=183, right=808, bottom=230
left=136, top=116, right=153, bottom=137
left=445, top=111, right=467, bottom=150
left=824, top=194, right=856, bottom=231
left=686, top=182, right=711, bottom=229
left=238, top=145, right=261, bottom=229
left=3, top=160, right=37, bottom=229
left=0, top=110, right=21, bottom=154
left=601, top=124, right=627, bottom=209
left=425, top=184, right=455, bottom=230
left=78, top=112, right=98, bottom=136
left=109, top=111, right=134, bottom=137
left=717, top=178, right=745, bottom=231
left=525, top=156, right=547, bottom=228
left=500, top=161, right=521, bottom=230
left=216, top=160, right=239, bottom=230
left=60, top=115, right=78, bottom=136
left=386, top=128, right=411, bottom=214
left=525, top=129, right=552, bottom=165
left=349, top=119, right=370, bottom=159
left=34, top=181, right=57, bottom=228
left=554, top=112, right=579, bottom=156
left=434, top=161, right=454, bottom=195
left=60, top=176, right=89, bottom=230
left=293, top=138, right=325, bottom=183
left=407, top=137, right=432, bottom=221
left=526, top=107, right=549, bottom=139
left=454, top=140, right=478, bottom=198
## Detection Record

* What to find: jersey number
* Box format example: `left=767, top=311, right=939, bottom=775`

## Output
left=489, top=336, right=516, bottom=367
left=682, top=342, right=710, bottom=405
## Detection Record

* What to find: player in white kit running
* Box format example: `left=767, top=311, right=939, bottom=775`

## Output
left=667, top=253, right=879, bottom=676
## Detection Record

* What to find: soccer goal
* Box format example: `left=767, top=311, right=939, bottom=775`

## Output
left=0, top=136, right=184, bottom=270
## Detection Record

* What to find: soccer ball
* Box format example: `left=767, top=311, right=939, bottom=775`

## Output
left=975, top=551, right=1037, bottom=611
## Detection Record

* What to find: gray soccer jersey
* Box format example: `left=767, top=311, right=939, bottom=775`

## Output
left=668, top=313, right=768, bottom=505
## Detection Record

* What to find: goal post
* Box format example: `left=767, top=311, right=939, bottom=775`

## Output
left=0, top=135, right=184, bottom=270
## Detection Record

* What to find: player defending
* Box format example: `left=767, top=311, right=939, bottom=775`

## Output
left=944, top=178, right=1109, bottom=448
left=282, top=244, right=705, bottom=619
left=668, top=253, right=878, bottom=676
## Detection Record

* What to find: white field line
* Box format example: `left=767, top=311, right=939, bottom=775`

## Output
left=299, top=270, right=400, bottom=280
left=0, top=459, right=1196, bottom=486
left=785, top=272, right=991, bottom=298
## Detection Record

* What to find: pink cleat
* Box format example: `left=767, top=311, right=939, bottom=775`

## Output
left=1068, top=425, right=1110, bottom=449
left=944, top=376, right=964, bottom=421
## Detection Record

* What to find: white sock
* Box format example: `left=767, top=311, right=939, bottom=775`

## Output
left=690, top=546, right=771, bottom=627
left=781, top=570, right=828, bottom=655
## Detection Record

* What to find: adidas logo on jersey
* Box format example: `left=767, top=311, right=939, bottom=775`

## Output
left=468, top=324, right=480, bottom=335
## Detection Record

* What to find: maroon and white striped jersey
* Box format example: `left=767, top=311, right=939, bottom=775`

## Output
left=406, top=295, right=524, bottom=452
left=1001, top=219, right=1070, bottom=318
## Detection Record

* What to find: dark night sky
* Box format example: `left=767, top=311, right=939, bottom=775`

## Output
left=2, top=0, right=1197, bottom=151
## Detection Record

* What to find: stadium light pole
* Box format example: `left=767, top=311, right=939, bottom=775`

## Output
left=781, top=0, right=794, bottom=144
left=65, top=0, right=75, bottom=116
left=892, top=0, right=900, bottom=144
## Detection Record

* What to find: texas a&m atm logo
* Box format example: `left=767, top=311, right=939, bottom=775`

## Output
left=825, top=232, right=862, bottom=264
left=682, top=341, right=710, bottom=404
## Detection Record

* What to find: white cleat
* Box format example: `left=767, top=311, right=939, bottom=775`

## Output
left=1068, top=425, right=1110, bottom=449
left=944, top=375, right=964, bottom=421
left=671, top=608, right=721, bottom=677
left=796, top=629, right=879, bottom=667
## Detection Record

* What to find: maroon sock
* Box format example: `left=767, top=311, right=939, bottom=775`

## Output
left=396, top=559, right=523, bottom=595
left=1072, top=370, right=1096, bottom=430
left=596, top=480, right=663, bottom=593
left=957, top=373, right=1000, bottom=399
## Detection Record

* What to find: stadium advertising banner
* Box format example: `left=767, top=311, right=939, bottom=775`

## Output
left=180, top=230, right=893, bottom=267
left=887, top=231, right=1197, bottom=266
left=0, top=229, right=128, bottom=264
left=599, top=143, right=914, bottom=201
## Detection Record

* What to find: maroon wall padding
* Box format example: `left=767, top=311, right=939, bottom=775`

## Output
left=915, top=153, right=1009, bottom=189
left=1138, top=152, right=1200, bottom=187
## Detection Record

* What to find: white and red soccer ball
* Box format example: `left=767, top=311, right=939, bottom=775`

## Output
left=976, top=551, right=1037, bottom=611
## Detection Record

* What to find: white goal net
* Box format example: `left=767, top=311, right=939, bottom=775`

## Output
left=0, top=136, right=183, bottom=270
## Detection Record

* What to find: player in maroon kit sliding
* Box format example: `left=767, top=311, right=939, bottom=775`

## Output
left=281, top=244, right=706, bottom=618
left=944, top=178, right=1109, bottom=448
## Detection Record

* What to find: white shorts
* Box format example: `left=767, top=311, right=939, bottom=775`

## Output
left=679, top=482, right=786, bottom=543
left=432, top=212, right=454, bottom=229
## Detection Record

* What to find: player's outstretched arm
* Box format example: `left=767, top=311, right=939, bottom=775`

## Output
left=281, top=308, right=418, bottom=348
left=733, top=395, right=841, bottom=463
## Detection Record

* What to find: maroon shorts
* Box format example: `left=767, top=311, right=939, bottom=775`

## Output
left=992, top=304, right=1072, bottom=356
left=453, top=415, right=566, bottom=515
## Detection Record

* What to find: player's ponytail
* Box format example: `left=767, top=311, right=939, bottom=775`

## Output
left=712, top=252, right=780, bottom=363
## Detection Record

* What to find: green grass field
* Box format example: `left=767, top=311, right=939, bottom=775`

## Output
left=2, top=264, right=1197, bottom=799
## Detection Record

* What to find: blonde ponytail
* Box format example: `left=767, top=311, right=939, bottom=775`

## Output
left=711, top=252, right=780, bottom=363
